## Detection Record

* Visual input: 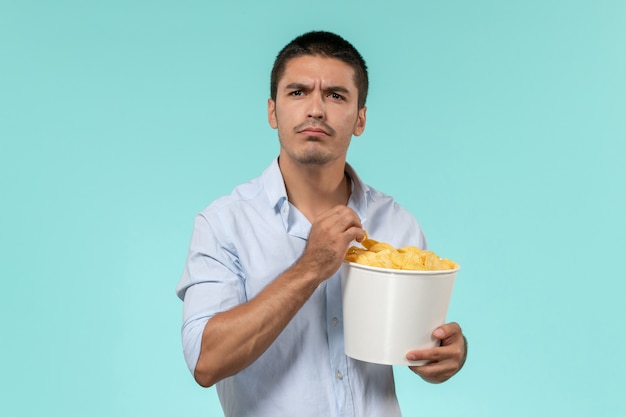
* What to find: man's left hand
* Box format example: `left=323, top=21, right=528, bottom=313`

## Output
left=406, top=322, right=467, bottom=384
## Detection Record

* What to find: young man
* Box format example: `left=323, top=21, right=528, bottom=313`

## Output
left=177, top=31, right=467, bottom=417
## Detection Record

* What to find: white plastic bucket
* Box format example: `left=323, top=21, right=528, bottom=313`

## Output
left=341, top=262, right=458, bottom=366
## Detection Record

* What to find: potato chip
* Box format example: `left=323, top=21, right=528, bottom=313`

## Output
left=345, top=232, right=458, bottom=271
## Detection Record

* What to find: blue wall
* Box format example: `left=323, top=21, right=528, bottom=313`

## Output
left=2, top=1, right=625, bottom=415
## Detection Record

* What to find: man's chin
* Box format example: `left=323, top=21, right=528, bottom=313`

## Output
left=293, top=151, right=334, bottom=166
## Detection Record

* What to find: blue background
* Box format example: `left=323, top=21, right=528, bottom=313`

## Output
left=1, top=1, right=625, bottom=416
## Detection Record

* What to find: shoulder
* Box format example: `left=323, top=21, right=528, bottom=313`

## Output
left=202, top=177, right=265, bottom=214
left=199, top=159, right=281, bottom=221
left=361, top=183, right=427, bottom=249
left=366, top=184, right=416, bottom=221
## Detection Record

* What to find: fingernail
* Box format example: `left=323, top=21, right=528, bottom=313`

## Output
left=433, top=328, right=445, bottom=338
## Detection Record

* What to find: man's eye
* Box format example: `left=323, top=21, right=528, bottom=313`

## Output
left=329, top=92, right=343, bottom=100
left=291, top=90, right=303, bottom=96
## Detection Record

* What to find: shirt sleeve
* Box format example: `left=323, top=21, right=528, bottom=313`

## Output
left=176, top=212, right=246, bottom=374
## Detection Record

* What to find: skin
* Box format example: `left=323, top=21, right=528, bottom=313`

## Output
left=192, top=55, right=466, bottom=388
left=407, top=323, right=467, bottom=383
left=268, top=55, right=366, bottom=221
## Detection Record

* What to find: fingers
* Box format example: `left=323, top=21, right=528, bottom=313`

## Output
left=308, top=205, right=363, bottom=248
left=299, top=205, right=363, bottom=279
left=433, top=322, right=462, bottom=345
left=315, top=205, right=362, bottom=235
left=409, top=356, right=459, bottom=384
left=406, top=322, right=467, bottom=384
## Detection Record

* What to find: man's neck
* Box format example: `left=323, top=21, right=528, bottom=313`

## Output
left=279, top=157, right=351, bottom=222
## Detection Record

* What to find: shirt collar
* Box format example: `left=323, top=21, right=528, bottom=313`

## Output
left=261, top=157, right=372, bottom=233
left=262, top=157, right=288, bottom=212
left=344, top=162, right=371, bottom=224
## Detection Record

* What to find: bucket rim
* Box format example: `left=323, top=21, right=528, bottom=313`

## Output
left=342, top=261, right=460, bottom=275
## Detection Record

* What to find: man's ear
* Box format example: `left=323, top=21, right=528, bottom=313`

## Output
left=353, top=106, right=367, bottom=136
left=268, top=98, right=278, bottom=129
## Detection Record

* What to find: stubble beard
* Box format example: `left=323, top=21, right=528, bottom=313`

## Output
left=278, top=120, right=341, bottom=166
left=281, top=136, right=337, bottom=166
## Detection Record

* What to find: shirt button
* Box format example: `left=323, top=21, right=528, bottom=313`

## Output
left=331, top=317, right=339, bottom=327
left=336, top=370, right=343, bottom=380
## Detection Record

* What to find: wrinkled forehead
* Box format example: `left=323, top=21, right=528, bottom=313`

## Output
left=278, top=55, right=358, bottom=89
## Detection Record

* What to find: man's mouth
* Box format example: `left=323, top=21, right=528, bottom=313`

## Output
left=300, top=128, right=329, bottom=136
left=295, top=122, right=335, bottom=136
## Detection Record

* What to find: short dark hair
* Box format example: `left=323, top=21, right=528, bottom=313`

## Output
left=270, top=31, right=369, bottom=109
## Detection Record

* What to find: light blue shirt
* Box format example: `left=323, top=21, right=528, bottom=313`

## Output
left=176, top=158, right=427, bottom=417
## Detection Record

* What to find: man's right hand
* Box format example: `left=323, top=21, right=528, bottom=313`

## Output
left=299, top=205, right=365, bottom=281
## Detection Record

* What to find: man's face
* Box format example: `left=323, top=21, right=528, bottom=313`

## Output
left=268, top=55, right=367, bottom=166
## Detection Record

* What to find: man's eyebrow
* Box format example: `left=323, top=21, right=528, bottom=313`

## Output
left=284, top=82, right=352, bottom=94
left=284, top=82, right=311, bottom=90
left=325, top=85, right=351, bottom=94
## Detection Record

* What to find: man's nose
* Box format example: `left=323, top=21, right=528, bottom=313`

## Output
left=307, top=91, right=325, bottom=119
